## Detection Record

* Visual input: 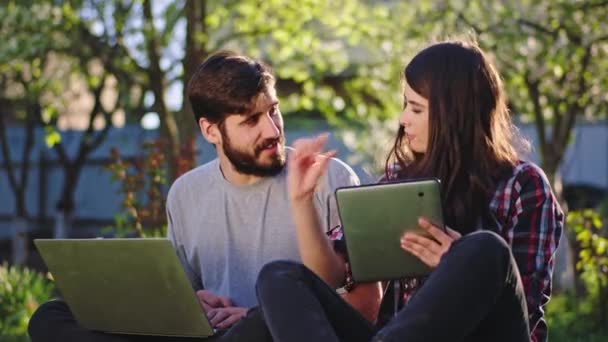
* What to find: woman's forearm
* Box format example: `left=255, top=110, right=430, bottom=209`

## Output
left=291, top=197, right=346, bottom=288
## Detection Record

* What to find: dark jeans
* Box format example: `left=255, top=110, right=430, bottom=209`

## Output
left=256, top=230, right=530, bottom=342
left=28, top=300, right=272, bottom=342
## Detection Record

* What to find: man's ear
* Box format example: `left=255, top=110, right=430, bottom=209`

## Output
left=199, top=117, right=221, bottom=145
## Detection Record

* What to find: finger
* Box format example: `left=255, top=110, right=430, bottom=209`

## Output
left=290, top=141, right=320, bottom=173
left=197, top=290, right=223, bottom=308
left=291, top=138, right=311, bottom=159
left=296, top=134, right=330, bottom=160
left=201, top=301, right=212, bottom=313
left=446, top=226, right=462, bottom=239
left=401, top=239, right=439, bottom=267
left=418, top=217, right=453, bottom=245
left=293, top=134, right=326, bottom=156
left=303, top=150, right=336, bottom=185
left=206, top=308, right=217, bottom=320
left=218, top=296, right=233, bottom=307
left=210, top=309, right=230, bottom=327
left=316, top=149, right=337, bottom=162
left=216, top=313, right=242, bottom=330
left=401, top=233, right=442, bottom=254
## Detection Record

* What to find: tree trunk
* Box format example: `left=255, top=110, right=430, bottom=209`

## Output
left=142, top=0, right=180, bottom=178
left=53, top=161, right=81, bottom=238
left=53, top=209, right=73, bottom=239
left=543, top=155, right=584, bottom=295
left=11, top=216, right=28, bottom=265
left=1, top=103, right=38, bottom=265
left=180, top=0, right=208, bottom=149
left=54, top=174, right=76, bottom=239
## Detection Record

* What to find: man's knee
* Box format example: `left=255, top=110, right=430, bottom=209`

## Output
left=28, top=300, right=68, bottom=340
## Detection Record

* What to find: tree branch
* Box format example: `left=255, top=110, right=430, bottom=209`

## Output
left=559, top=45, right=592, bottom=152
left=517, top=19, right=557, bottom=37
left=214, top=27, right=274, bottom=48
left=592, top=35, right=608, bottom=44
left=574, top=0, right=608, bottom=11
left=0, top=106, right=19, bottom=195
left=524, top=73, right=547, bottom=157
left=18, top=103, right=39, bottom=213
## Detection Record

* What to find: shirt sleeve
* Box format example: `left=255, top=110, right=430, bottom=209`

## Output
left=501, top=164, right=564, bottom=342
left=319, top=157, right=360, bottom=256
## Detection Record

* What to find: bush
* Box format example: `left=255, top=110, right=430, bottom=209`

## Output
left=106, top=140, right=170, bottom=238
left=0, top=263, right=54, bottom=338
left=546, top=293, right=608, bottom=342
left=567, top=209, right=608, bottom=326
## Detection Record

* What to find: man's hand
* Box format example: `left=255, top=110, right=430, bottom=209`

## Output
left=207, top=307, right=248, bottom=330
left=195, top=290, right=246, bottom=329
left=400, top=217, right=462, bottom=268
left=195, top=290, right=232, bottom=312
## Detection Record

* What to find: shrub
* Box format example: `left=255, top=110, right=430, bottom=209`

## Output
left=0, top=263, right=54, bottom=338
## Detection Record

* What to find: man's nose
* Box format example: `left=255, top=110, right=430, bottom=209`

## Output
left=261, top=114, right=280, bottom=138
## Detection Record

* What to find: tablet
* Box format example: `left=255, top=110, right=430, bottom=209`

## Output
left=34, top=238, right=214, bottom=337
left=335, top=178, right=445, bottom=282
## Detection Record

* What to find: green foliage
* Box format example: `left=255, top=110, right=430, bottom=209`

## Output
left=439, top=0, right=608, bottom=174
left=105, top=140, right=170, bottom=238
left=568, top=210, right=608, bottom=292
left=105, top=136, right=195, bottom=237
left=546, top=293, right=608, bottom=342
left=0, top=263, right=55, bottom=338
left=565, top=209, right=608, bottom=328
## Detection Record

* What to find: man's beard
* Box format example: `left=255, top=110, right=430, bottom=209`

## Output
left=220, top=128, right=286, bottom=177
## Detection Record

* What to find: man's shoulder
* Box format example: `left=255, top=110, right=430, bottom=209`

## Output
left=168, top=159, right=219, bottom=199
left=325, top=156, right=360, bottom=187
left=327, top=156, right=354, bottom=173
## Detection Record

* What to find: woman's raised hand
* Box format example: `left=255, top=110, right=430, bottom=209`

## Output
left=288, top=133, right=337, bottom=202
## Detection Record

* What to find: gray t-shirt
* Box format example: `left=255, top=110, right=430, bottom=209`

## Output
left=166, top=153, right=360, bottom=308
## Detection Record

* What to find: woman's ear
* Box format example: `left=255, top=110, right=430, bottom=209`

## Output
left=199, top=117, right=221, bottom=145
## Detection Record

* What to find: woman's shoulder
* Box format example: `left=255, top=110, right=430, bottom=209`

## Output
left=511, top=161, right=551, bottom=185
left=498, top=160, right=554, bottom=198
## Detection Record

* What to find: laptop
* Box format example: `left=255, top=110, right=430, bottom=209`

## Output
left=335, top=178, right=445, bottom=282
left=34, top=238, right=214, bottom=337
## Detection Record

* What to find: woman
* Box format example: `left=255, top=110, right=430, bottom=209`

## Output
left=255, top=39, right=563, bottom=342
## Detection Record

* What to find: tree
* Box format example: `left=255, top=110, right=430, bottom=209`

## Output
left=0, top=97, right=38, bottom=265
left=443, top=0, right=608, bottom=187
left=0, top=1, right=69, bottom=263
left=1, top=1, right=144, bottom=239
left=444, top=0, right=607, bottom=293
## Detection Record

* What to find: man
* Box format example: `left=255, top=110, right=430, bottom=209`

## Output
left=28, top=51, right=363, bottom=341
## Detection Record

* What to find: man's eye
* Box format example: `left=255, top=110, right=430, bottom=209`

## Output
left=245, top=117, right=258, bottom=125
left=270, top=107, right=278, bottom=116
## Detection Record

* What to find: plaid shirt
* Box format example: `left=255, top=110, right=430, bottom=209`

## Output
left=329, top=161, right=563, bottom=342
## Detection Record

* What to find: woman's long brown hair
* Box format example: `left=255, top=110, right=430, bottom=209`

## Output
left=386, top=40, right=528, bottom=234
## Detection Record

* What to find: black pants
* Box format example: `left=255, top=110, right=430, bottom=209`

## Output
left=256, top=231, right=531, bottom=342
left=28, top=300, right=272, bottom=342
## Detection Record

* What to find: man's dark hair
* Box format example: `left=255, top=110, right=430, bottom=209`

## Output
left=187, top=50, right=275, bottom=124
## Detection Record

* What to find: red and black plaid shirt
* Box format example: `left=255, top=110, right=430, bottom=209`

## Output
left=329, top=161, right=563, bottom=342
